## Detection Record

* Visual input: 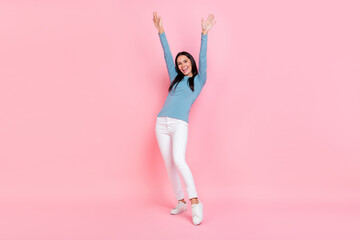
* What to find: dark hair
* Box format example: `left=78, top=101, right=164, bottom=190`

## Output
left=168, top=51, right=198, bottom=93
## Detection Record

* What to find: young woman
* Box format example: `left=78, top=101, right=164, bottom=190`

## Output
left=153, top=12, right=215, bottom=225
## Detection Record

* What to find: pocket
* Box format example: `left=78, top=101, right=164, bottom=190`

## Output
left=182, top=121, right=189, bottom=126
left=175, top=119, right=188, bottom=127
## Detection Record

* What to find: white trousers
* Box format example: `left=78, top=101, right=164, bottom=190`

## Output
left=155, top=117, right=198, bottom=200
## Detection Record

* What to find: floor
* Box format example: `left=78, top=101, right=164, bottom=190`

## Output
left=1, top=196, right=359, bottom=240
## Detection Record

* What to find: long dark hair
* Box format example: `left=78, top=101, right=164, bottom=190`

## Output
left=168, top=51, right=198, bottom=93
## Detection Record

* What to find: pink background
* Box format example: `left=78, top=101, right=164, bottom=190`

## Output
left=0, top=0, right=359, bottom=239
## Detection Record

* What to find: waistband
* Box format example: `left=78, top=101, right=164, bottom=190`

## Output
left=156, top=116, right=188, bottom=125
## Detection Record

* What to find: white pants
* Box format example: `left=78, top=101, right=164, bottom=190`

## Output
left=155, top=117, right=198, bottom=200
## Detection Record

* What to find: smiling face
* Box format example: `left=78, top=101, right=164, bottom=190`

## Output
left=177, top=55, right=193, bottom=77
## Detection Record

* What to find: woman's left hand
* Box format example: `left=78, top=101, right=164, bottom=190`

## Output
left=201, top=14, right=216, bottom=35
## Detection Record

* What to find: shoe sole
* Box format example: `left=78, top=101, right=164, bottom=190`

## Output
left=170, top=208, right=187, bottom=215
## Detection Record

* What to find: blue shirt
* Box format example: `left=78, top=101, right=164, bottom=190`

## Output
left=157, top=32, right=208, bottom=123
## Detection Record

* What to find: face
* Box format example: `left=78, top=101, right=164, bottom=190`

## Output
left=177, top=55, right=193, bottom=77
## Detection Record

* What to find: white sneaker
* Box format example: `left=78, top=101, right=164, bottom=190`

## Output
left=191, top=201, right=203, bottom=225
left=170, top=201, right=187, bottom=215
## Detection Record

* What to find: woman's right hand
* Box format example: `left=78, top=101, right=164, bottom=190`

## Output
left=153, top=11, right=164, bottom=34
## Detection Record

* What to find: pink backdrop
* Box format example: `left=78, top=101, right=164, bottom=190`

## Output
left=1, top=0, right=359, bottom=239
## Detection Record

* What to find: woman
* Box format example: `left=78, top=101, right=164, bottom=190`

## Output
left=153, top=11, right=215, bottom=226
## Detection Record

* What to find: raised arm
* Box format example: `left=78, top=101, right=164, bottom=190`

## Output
left=198, top=33, right=208, bottom=86
left=153, top=12, right=177, bottom=82
left=198, top=14, right=216, bottom=86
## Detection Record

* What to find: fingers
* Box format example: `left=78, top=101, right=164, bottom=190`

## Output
left=202, top=14, right=215, bottom=25
left=153, top=11, right=161, bottom=27
left=201, top=14, right=215, bottom=32
left=209, top=14, right=215, bottom=24
left=207, top=14, right=215, bottom=26
left=153, top=11, right=159, bottom=21
left=153, top=12, right=156, bottom=23
left=207, top=14, right=212, bottom=23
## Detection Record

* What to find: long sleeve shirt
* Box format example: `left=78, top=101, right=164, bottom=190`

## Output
left=157, top=32, right=208, bottom=123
